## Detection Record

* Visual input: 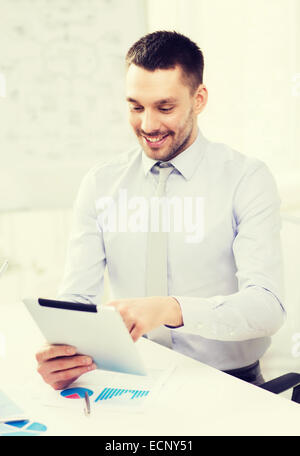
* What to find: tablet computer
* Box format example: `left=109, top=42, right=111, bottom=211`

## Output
left=23, top=298, right=147, bottom=376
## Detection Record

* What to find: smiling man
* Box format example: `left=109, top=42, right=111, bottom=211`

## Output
left=126, top=32, right=206, bottom=163
left=126, top=68, right=202, bottom=162
left=36, top=31, right=285, bottom=390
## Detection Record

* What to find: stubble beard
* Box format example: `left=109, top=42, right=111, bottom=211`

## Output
left=137, top=112, right=195, bottom=162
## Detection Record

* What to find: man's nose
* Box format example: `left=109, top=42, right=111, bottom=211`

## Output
left=141, top=110, right=161, bottom=134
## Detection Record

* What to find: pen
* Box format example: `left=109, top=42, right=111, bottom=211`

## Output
left=84, top=391, right=91, bottom=416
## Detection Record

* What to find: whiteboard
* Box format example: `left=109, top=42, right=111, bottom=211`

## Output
left=0, top=0, right=147, bottom=211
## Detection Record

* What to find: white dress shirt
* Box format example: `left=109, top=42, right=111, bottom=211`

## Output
left=58, top=129, right=285, bottom=370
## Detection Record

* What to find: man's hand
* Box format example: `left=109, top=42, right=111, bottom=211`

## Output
left=36, top=344, right=97, bottom=390
left=107, top=296, right=183, bottom=342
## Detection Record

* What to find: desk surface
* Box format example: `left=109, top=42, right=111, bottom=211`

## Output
left=1, top=299, right=300, bottom=436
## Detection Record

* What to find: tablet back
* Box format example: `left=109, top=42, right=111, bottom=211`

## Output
left=23, top=298, right=147, bottom=376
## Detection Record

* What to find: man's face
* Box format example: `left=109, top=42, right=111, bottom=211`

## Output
left=126, top=64, right=203, bottom=161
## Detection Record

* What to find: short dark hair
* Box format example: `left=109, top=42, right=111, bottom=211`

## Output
left=126, top=31, right=204, bottom=93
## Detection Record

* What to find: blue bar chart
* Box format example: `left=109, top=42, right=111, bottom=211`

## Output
left=94, top=388, right=150, bottom=402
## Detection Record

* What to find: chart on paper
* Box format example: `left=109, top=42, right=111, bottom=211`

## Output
left=94, top=387, right=150, bottom=402
left=0, top=420, right=47, bottom=437
left=35, top=366, right=175, bottom=413
left=60, top=387, right=93, bottom=400
left=60, top=386, right=150, bottom=408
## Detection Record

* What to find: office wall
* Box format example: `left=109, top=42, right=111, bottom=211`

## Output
left=147, top=0, right=300, bottom=210
left=0, top=0, right=146, bottom=211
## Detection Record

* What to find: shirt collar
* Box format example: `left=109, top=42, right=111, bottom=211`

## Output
left=141, top=129, right=207, bottom=180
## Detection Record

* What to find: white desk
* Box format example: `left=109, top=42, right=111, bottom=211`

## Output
left=1, top=299, right=300, bottom=436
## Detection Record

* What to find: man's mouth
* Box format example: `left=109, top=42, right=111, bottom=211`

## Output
left=142, top=133, right=170, bottom=147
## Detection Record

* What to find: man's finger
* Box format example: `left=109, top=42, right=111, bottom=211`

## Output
left=49, top=363, right=97, bottom=388
left=35, top=344, right=77, bottom=364
left=130, top=323, right=144, bottom=342
left=115, top=306, right=136, bottom=333
left=37, top=355, right=93, bottom=377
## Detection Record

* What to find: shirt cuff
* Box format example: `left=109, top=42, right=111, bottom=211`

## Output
left=168, top=295, right=237, bottom=339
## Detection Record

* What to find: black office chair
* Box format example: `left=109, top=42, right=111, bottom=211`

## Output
left=259, top=373, right=300, bottom=403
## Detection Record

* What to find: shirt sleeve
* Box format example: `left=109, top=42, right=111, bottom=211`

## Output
left=57, top=170, right=106, bottom=305
left=171, top=161, right=286, bottom=341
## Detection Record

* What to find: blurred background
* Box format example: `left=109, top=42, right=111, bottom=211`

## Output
left=0, top=0, right=299, bottom=383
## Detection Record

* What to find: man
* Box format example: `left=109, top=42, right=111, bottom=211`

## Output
left=36, top=31, right=285, bottom=390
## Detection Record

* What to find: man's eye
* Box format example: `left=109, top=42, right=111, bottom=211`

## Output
left=130, top=106, right=143, bottom=112
left=159, top=107, right=173, bottom=112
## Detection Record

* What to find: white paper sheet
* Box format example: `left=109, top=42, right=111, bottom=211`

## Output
left=0, top=389, right=26, bottom=423
left=36, top=366, right=175, bottom=414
